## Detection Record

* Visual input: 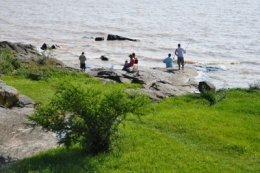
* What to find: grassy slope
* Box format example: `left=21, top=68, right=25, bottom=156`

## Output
left=1, top=76, right=260, bottom=173
left=2, top=76, right=56, bottom=106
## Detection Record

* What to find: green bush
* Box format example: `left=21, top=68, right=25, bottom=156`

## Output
left=200, top=89, right=226, bottom=106
left=200, top=90, right=216, bottom=105
left=0, top=60, right=14, bottom=75
left=0, top=48, right=21, bottom=74
left=28, top=80, right=151, bottom=154
left=0, top=48, right=14, bottom=59
left=10, top=58, right=21, bottom=69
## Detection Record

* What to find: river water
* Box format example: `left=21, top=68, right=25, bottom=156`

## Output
left=0, top=0, right=259, bottom=89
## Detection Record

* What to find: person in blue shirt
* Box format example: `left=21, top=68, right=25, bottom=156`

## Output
left=175, top=44, right=186, bottom=70
left=163, top=53, right=174, bottom=68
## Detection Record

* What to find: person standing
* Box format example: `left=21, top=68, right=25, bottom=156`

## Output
left=79, top=52, right=87, bottom=72
left=163, top=53, right=174, bottom=68
left=175, top=44, right=186, bottom=70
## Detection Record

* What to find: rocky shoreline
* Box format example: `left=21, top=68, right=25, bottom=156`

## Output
left=87, top=67, right=200, bottom=100
left=0, top=41, right=201, bottom=167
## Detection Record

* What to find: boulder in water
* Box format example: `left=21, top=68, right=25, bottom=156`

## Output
left=95, top=37, right=104, bottom=41
left=107, top=34, right=138, bottom=41
left=51, top=44, right=60, bottom=49
left=100, top=55, right=110, bottom=61
left=41, top=43, right=48, bottom=50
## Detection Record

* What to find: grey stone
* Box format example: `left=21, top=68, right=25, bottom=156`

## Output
left=16, top=94, right=35, bottom=108
left=198, top=81, right=216, bottom=92
left=0, top=80, right=19, bottom=108
left=0, top=41, right=40, bottom=63
left=0, top=107, right=58, bottom=166
left=88, top=67, right=199, bottom=100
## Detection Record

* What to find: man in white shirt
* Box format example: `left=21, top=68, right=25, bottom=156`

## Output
left=175, top=44, right=186, bottom=70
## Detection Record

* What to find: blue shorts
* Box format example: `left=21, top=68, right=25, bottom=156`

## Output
left=80, top=63, right=86, bottom=69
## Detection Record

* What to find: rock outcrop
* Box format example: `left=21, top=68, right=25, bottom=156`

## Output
left=0, top=41, right=40, bottom=63
left=0, top=107, right=58, bottom=167
left=107, top=34, right=138, bottom=41
left=0, top=80, right=58, bottom=167
left=41, top=43, right=60, bottom=50
left=95, top=37, right=104, bottom=41
left=88, top=67, right=199, bottom=100
left=0, top=81, right=19, bottom=108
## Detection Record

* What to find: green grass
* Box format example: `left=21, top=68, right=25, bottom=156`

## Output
left=1, top=86, right=259, bottom=172
left=2, top=76, right=56, bottom=106
left=1, top=74, right=141, bottom=107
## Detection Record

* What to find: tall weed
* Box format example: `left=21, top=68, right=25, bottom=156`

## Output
left=0, top=48, right=21, bottom=74
left=200, top=89, right=226, bottom=106
left=248, top=80, right=260, bottom=92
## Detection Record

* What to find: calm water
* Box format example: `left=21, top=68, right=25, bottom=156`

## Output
left=1, top=0, right=259, bottom=89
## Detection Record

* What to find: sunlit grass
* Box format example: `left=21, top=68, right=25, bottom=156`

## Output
left=2, top=76, right=55, bottom=106
left=1, top=87, right=259, bottom=172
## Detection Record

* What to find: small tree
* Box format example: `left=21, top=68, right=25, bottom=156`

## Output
left=28, top=81, right=151, bottom=154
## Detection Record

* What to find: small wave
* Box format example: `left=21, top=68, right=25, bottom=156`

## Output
left=192, top=61, right=240, bottom=65
left=193, top=64, right=225, bottom=73
left=143, top=47, right=159, bottom=52
left=240, top=61, right=260, bottom=65
left=185, top=60, right=197, bottom=64
left=82, top=36, right=94, bottom=39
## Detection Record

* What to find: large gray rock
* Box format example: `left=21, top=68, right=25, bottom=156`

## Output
left=0, top=81, right=55, bottom=167
left=198, top=81, right=216, bottom=92
left=0, top=41, right=40, bottom=63
left=107, top=34, right=138, bottom=41
left=0, top=80, right=19, bottom=108
left=15, top=94, right=35, bottom=108
left=0, top=107, right=58, bottom=167
left=88, top=67, right=199, bottom=100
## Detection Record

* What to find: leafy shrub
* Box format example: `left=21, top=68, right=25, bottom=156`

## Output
left=0, top=48, right=14, bottom=59
left=200, top=90, right=216, bottom=106
left=248, top=80, right=260, bottom=92
left=0, top=48, right=21, bottom=74
left=10, top=58, right=21, bottom=69
left=28, top=80, right=151, bottom=154
left=0, top=60, right=14, bottom=75
left=36, top=51, right=51, bottom=65
left=200, top=89, right=226, bottom=106
left=15, top=62, right=42, bottom=78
